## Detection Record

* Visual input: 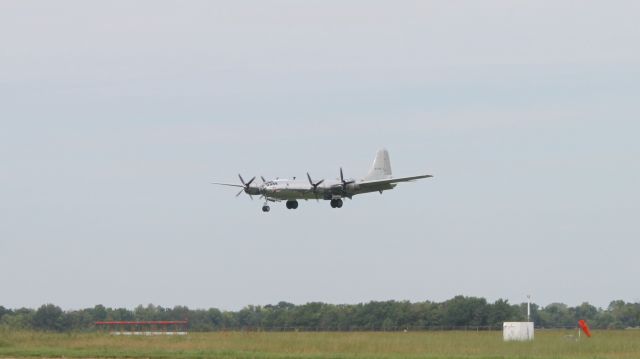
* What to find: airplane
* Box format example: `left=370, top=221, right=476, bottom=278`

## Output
left=212, top=149, right=432, bottom=212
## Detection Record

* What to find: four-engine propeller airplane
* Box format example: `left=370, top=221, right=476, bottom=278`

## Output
left=212, top=149, right=432, bottom=212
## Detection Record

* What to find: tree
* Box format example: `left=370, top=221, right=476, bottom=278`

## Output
left=608, top=300, right=640, bottom=328
left=32, top=304, right=69, bottom=331
left=487, top=299, right=517, bottom=326
left=2, top=297, right=640, bottom=332
left=108, top=307, right=134, bottom=321
left=573, top=302, right=599, bottom=321
left=442, top=296, right=488, bottom=327
left=0, top=306, right=10, bottom=321
left=538, top=303, right=573, bottom=328
left=92, top=304, right=107, bottom=322
left=0, top=308, right=33, bottom=330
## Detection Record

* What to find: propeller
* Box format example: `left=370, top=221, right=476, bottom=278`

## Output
left=307, top=172, right=325, bottom=200
left=339, top=167, right=355, bottom=193
left=238, top=174, right=255, bottom=187
left=236, top=174, right=256, bottom=200
left=211, top=174, right=257, bottom=200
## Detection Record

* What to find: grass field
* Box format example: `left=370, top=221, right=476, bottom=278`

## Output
left=1, top=329, right=638, bottom=359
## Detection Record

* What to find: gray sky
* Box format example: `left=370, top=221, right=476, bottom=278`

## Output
left=1, top=1, right=639, bottom=311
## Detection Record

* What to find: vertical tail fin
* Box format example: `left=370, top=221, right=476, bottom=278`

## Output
left=363, top=148, right=392, bottom=181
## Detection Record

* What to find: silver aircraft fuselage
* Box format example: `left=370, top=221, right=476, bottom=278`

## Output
left=260, top=178, right=395, bottom=201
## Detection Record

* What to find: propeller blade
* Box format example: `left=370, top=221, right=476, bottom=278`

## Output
left=211, top=182, right=244, bottom=188
left=339, top=168, right=353, bottom=192
left=246, top=176, right=256, bottom=186
left=235, top=189, right=244, bottom=197
left=261, top=176, right=266, bottom=183
left=307, top=172, right=325, bottom=193
left=238, top=174, right=246, bottom=186
left=249, top=194, right=254, bottom=200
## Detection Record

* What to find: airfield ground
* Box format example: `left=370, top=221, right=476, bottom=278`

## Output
left=1, top=329, right=639, bottom=359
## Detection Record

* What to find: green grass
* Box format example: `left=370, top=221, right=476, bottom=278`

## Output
left=0, top=329, right=638, bottom=358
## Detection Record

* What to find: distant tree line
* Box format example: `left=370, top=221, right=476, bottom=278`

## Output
left=1, top=296, right=639, bottom=332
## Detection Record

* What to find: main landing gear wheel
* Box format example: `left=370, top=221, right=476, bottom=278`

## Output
left=261, top=205, right=270, bottom=212
left=285, top=200, right=299, bottom=209
left=330, top=199, right=343, bottom=208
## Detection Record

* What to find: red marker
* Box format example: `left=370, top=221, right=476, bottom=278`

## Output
left=578, top=319, right=592, bottom=337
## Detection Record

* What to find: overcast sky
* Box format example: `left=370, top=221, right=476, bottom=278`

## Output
left=1, top=1, right=639, bottom=311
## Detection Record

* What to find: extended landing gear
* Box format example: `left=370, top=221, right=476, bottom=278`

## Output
left=285, top=200, right=299, bottom=209
left=261, top=205, right=270, bottom=212
left=330, top=199, right=343, bottom=208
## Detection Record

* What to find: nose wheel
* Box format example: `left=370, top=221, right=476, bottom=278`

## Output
left=261, top=205, right=270, bottom=212
left=330, top=199, right=343, bottom=208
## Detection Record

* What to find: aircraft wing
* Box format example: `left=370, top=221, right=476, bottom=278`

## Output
left=357, top=174, right=433, bottom=190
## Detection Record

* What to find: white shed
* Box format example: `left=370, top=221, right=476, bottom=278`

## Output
left=503, top=322, right=534, bottom=341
